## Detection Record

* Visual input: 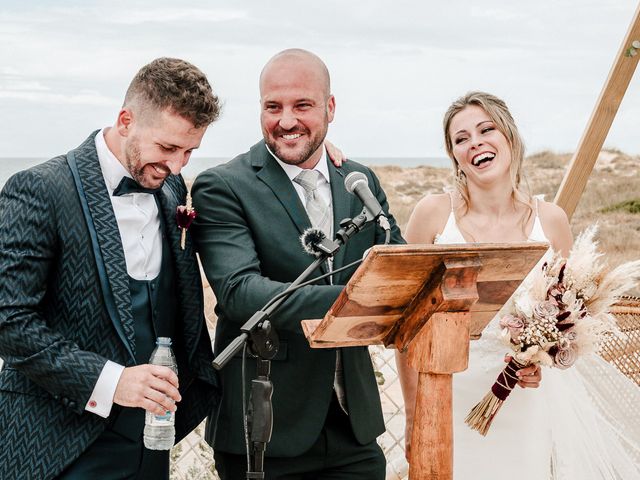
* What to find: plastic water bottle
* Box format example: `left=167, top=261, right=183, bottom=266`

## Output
left=143, top=337, right=178, bottom=450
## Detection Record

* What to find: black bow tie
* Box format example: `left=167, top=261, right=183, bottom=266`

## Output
left=113, top=177, right=161, bottom=196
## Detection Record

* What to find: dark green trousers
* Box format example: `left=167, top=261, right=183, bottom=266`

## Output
left=214, top=396, right=385, bottom=480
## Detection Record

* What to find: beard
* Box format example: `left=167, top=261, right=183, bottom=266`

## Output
left=265, top=119, right=329, bottom=166
left=124, top=138, right=145, bottom=184
left=124, top=137, right=167, bottom=188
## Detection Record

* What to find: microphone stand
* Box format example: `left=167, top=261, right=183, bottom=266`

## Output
left=212, top=211, right=370, bottom=480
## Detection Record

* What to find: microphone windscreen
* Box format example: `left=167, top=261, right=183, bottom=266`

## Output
left=344, top=171, right=368, bottom=194
left=300, top=227, right=326, bottom=256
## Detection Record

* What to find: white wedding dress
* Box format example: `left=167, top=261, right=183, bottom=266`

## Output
left=430, top=195, right=640, bottom=480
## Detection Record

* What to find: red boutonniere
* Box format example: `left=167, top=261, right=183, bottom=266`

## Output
left=176, top=193, right=197, bottom=250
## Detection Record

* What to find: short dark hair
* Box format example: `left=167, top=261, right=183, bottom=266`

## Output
left=124, top=57, right=221, bottom=128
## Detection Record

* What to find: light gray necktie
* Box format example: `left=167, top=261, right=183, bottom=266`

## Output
left=293, top=169, right=347, bottom=414
left=293, top=169, right=331, bottom=237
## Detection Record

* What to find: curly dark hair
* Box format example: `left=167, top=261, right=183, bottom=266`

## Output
left=124, top=57, right=221, bottom=128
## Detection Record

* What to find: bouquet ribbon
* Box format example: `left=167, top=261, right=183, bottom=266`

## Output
left=491, top=358, right=525, bottom=401
left=466, top=358, right=527, bottom=435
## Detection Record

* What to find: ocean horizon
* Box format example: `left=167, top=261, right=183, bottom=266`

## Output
left=0, top=156, right=450, bottom=188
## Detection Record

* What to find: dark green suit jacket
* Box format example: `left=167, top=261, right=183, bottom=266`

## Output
left=192, top=140, right=404, bottom=457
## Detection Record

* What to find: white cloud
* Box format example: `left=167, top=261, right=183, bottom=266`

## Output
left=108, top=8, right=247, bottom=25
left=1, top=77, right=50, bottom=92
left=469, top=6, right=522, bottom=21
left=0, top=90, right=114, bottom=106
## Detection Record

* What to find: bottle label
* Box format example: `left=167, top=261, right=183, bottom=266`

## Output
left=148, top=410, right=174, bottom=426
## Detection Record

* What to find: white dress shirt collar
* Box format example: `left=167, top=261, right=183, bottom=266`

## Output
left=95, top=127, right=132, bottom=194
left=266, top=144, right=331, bottom=186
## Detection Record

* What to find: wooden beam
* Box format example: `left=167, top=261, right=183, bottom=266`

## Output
left=554, top=3, right=640, bottom=219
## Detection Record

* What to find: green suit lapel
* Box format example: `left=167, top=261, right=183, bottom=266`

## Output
left=253, top=142, right=337, bottom=279
left=253, top=142, right=311, bottom=236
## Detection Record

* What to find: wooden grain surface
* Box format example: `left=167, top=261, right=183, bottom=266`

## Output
left=302, top=243, right=548, bottom=348
left=409, top=373, right=453, bottom=480
left=406, top=312, right=470, bottom=374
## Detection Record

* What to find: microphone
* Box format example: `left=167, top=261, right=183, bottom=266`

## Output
left=344, top=172, right=385, bottom=220
left=300, top=228, right=340, bottom=257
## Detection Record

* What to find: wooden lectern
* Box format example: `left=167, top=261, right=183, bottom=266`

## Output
left=301, top=243, right=548, bottom=480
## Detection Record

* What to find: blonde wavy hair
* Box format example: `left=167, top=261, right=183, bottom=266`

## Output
left=443, top=91, right=532, bottom=233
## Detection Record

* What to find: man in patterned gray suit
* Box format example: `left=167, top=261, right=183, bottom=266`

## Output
left=0, top=58, right=221, bottom=479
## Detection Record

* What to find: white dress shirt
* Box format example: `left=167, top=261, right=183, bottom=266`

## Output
left=85, top=128, right=164, bottom=417
left=96, top=128, right=162, bottom=281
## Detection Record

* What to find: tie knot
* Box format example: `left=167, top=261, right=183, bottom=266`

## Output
left=293, top=169, right=322, bottom=193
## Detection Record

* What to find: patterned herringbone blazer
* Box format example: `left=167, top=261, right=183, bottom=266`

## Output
left=0, top=132, right=220, bottom=479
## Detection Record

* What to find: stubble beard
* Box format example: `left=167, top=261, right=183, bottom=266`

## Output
left=265, top=117, right=329, bottom=166
left=124, top=137, right=164, bottom=188
left=268, top=137, right=321, bottom=166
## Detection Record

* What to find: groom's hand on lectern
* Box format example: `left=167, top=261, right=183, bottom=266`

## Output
left=505, top=355, right=542, bottom=389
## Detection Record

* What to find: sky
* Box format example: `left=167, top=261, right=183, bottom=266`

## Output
left=1, top=0, right=639, bottom=159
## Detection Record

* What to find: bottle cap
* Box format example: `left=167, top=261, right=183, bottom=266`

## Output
left=156, top=337, right=172, bottom=346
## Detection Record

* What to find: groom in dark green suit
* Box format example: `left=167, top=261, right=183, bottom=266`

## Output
left=0, top=58, right=220, bottom=479
left=192, top=49, right=404, bottom=479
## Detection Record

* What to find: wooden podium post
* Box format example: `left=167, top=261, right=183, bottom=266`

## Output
left=404, top=259, right=480, bottom=479
left=302, top=243, right=548, bottom=480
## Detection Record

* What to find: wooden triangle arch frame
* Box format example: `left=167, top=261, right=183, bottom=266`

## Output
left=555, top=2, right=640, bottom=218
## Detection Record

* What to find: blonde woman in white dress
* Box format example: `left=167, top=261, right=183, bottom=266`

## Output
left=396, top=91, right=640, bottom=479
